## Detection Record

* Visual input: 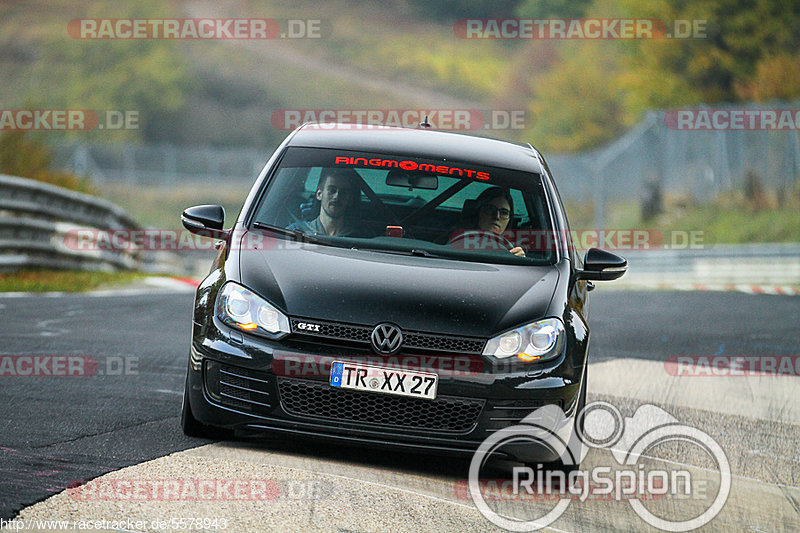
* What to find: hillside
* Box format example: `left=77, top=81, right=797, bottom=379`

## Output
left=1, top=0, right=797, bottom=151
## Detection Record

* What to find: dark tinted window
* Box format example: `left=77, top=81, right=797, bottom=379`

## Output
left=251, top=147, right=556, bottom=265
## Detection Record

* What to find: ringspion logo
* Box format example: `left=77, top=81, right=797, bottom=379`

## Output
left=469, top=402, right=730, bottom=531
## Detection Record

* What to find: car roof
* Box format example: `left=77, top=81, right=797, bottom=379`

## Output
left=287, top=123, right=544, bottom=174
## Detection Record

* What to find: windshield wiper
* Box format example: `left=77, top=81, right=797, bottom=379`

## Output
left=252, top=221, right=327, bottom=245
left=353, top=246, right=454, bottom=260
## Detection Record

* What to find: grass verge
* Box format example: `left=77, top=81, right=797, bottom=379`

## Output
left=98, top=182, right=252, bottom=230
left=0, top=269, right=154, bottom=293
left=565, top=198, right=800, bottom=244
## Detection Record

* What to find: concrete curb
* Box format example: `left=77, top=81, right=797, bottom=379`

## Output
left=606, top=282, right=800, bottom=296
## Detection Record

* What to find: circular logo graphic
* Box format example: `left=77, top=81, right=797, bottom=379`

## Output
left=467, top=401, right=731, bottom=532
left=370, top=323, right=403, bottom=355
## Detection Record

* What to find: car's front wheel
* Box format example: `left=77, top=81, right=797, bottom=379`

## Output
left=533, top=366, right=587, bottom=475
left=181, top=373, right=231, bottom=439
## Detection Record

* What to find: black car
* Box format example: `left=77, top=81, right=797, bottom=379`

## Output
left=180, top=123, right=626, bottom=466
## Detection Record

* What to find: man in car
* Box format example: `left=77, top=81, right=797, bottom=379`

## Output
left=290, top=168, right=361, bottom=236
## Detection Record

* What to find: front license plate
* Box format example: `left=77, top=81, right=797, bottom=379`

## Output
left=330, top=361, right=438, bottom=400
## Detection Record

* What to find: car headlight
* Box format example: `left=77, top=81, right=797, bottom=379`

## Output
left=216, top=282, right=290, bottom=338
left=483, top=317, right=565, bottom=363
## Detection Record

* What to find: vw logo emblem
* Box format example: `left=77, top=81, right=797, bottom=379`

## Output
left=371, top=323, right=403, bottom=355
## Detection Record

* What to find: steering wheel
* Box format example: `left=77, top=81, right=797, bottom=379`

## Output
left=449, top=230, right=515, bottom=251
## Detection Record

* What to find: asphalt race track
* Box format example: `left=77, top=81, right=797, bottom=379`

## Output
left=1, top=289, right=798, bottom=531
left=0, top=293, right=210, bottom=521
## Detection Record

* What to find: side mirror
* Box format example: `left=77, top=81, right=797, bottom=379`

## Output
left=575, top=248, right=627, bottom=281
left=181, top=205, right=227, bottom=239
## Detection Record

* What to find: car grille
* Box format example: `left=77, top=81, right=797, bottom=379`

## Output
left=277, top=378, right=484, bottom=433
left=216, top=364, right=273, bottom=415
left=289, top=318, right=485, bottom=355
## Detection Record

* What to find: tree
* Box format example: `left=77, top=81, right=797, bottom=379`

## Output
left=0, top=131, right=94, bottom=193
left=30, top=0, right=191, bottom=142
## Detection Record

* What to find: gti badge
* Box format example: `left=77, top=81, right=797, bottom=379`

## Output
left=296, top=322, right=321, bottom=332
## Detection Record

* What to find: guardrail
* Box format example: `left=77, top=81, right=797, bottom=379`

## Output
left=0, top=174, right=158, bottom=272
left=614, top=243, right=800, bottom=285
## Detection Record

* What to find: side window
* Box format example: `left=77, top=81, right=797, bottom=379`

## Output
left=252, top=167, right=313, bottom=227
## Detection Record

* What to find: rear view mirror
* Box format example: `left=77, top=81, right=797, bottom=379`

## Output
left=181, top=204, right=227, bottom=239
left=386, top=169, right=438, bottom=190
left=575, top=248, right=627, bottom=281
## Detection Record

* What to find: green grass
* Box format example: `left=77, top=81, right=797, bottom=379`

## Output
left=564, top=197, right=800, bottom=244
left=655, top=203, right=800, bottom=244
left=243, top=0, right=511, bottom=102
left=99, top=182, right=253, bottom=230
left=320, top=28, right=508, bottom=101
left=0, top=269, right=153, bottom=293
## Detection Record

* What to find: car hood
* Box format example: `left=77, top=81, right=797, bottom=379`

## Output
left=239, top=241, right=559, bottom=337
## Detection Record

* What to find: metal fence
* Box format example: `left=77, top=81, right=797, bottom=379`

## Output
left=547, top=102, right=800, bottom=225
left=52, top=143, right=269, bottom=186
left=51, top=101, right=800, bottom=227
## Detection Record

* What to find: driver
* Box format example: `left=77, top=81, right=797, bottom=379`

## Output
left=455, top=187, right=525, bottom=257
left=289, top=168, right=361, bottom=236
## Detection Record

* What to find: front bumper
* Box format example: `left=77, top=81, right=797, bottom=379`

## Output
left=186, top=323, right=585, bottom=464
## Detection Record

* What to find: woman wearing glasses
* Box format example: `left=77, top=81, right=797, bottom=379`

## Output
left=451, top=186, right=526, bottom=257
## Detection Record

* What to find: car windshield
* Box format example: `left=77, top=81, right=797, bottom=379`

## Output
left=250, top=147, right=558, bottom=265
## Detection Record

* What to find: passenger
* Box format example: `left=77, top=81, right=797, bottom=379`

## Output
left=289, top=168, right=361, bottom=236
left=458, top=187, right=526, bottom=257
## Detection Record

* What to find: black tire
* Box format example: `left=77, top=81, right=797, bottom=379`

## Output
left=181, top=385, right=213, bottom=438
left=180, top=375, right=233, bottom=439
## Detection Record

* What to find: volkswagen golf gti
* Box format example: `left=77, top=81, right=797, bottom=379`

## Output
left=180, top=123, right=627, bottom=467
